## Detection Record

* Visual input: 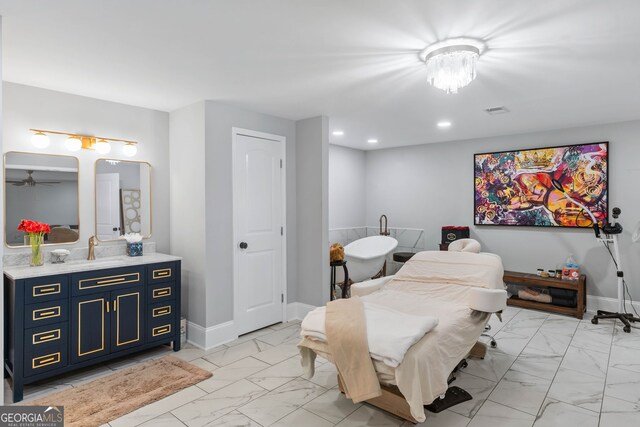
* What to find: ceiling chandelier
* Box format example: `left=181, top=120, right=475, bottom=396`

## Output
left=420, top=38, right=485, bottom=94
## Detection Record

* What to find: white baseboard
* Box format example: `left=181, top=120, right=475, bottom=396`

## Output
left=187, top=303, right=317, bottom=349
left=586, top=295, right=640, bottom=315
left=186, top=320, right=237, bottom=350
left=186, top=321, right=206, bottom=349
left=287, top=302, right=317, bottom=321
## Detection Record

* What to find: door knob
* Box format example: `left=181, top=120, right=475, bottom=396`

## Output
left=239, top=242, right=248, bottom=249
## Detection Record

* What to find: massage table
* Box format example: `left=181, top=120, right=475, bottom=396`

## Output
left=298, top=249, right=507, bottom=423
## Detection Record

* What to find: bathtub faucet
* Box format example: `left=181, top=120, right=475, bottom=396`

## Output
left=379, top=214, right=390, bottom=236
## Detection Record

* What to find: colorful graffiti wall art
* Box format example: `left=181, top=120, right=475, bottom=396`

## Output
left=474, top=142, right=608, bottom=227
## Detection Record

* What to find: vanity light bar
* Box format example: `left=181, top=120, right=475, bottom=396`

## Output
left=29, top=129, right=138, bottom=157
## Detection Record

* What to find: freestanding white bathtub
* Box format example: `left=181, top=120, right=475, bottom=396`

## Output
left=339, top=236, right=398, bottom=283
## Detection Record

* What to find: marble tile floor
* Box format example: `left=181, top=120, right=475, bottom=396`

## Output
left=5, top=307, right=640, bottom=426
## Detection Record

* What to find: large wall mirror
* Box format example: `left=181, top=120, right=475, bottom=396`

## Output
left=95, top=159, right=151, bottom=241
left=5, top=152, right=80, bottom=247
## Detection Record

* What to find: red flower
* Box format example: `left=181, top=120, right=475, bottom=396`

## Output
left=17, top=219, right=50, bottom=235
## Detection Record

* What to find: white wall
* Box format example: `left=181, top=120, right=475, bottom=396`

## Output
left=365, top=119, right=640, bottom=300
left=296, top=116, right=330, bottom=307
left=329, top=144, right=366, bottom=229
left=3, top=82, right=170, bottom=252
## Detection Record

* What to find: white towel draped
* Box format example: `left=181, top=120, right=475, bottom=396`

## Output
left=301, top=302, right=438, bottom=368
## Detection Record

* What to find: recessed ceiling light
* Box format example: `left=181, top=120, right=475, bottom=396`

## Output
left=332, top=130, right=344, bottom=136
left=367, top=139, right=378, bottom=144
left=437, top=121, right=452, bottom=128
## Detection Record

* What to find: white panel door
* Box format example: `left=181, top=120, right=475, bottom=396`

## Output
left=234, top=132, right=284, bottom=335
left=96, top=173, right=121, bottom=240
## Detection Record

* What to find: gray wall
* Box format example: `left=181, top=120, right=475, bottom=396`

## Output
left=0, top=16, right=4, bottom=404
left=203, top=101, right=298, bottom=327
left=170, top=103, right=330, bottom=334
left=296, top=116, right=330, bottom=307
left=365, top=120, right=640, bottom=300
left=169, top=101, right=206, bottom=326
left=329, top=144, right=366, bottom=229
left=3, top=82, right=170, bottom=253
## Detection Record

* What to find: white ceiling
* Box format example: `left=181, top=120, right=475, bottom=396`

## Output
left=1, top=0, right=640, bottom=150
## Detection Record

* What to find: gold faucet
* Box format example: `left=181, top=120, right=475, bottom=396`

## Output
left=87, top=235, right=98, bottom=260
left=379, top=214, right=390, bottom=236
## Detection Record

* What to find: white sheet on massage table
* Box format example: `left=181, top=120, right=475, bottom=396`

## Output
left=299, top=251, right=503, bottom=422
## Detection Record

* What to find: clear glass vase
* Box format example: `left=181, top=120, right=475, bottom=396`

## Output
left=30, top=233, right=44, bottom=266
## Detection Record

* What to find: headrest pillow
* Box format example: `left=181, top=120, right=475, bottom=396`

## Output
left=448, top=238, right=481, bottom=253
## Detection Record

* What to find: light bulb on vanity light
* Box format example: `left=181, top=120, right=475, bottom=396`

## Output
left=122, top=143, right=137, bottom=157
left=65, top=136, right=82, bottom=152
left=31, top=131, right=50, bottom=149
left=94, top=139, right=111, bottom=154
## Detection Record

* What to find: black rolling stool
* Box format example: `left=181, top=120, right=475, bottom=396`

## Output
left=330, top=260, right=349, bottom=300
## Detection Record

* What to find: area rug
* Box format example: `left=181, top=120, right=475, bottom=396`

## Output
left=31, top=355, right=212, bottom=427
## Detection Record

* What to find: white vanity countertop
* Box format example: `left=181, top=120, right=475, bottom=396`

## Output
left=3, top=253, right=182, bottom=280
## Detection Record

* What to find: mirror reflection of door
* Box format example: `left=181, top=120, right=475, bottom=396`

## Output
left=95, top=160, right=151, bottom=241
left=4, top=152, right=80, bottom=247
left=96, top=173, right=121, bottom=240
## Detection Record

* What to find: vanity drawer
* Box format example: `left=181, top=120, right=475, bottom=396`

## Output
left=25, top=275, right=69, bottom=304
left=25, top=323, right=68, bottom=355
left=24, top=345, right=68, bottom=378
left=147, top=263, right=175, bottom=284
left=147, top=322, right=174, bottom=343
left=72, top=266, right=144, bottom=295
left=149, top=301, right=175, bottom=319
left=147, top=282, right=175, bottom=303
left=25, top=301, right=69, bottom=329
left=147, top=300, right=176, bottom=343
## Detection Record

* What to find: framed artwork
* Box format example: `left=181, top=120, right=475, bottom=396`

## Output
left=474, top=142, right=608, bottom=227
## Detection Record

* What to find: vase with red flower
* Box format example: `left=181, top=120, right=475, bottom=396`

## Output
left=17, top=219, right=51, bottom=266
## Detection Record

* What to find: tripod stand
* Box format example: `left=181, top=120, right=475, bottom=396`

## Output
left=551, top=179, right=639, bottom=333
left=590, top=209, right=640, bottom=332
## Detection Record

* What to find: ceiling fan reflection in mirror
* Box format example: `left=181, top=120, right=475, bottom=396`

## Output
left=6, top=170, right=61, bottom=187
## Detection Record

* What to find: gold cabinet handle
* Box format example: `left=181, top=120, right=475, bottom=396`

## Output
left=153, top=288, right=171, bottom=298
left=32, top=329, right=61, bottom=344
left=114, top=299, right=117, bottom=312
left=33, top=307, right=61, bottom=320
left=38, top=310, right=56, bottom=317
left=97, top=277, right=126, bottom=285
left=106, top=301, right=110, bottom=313
left=33, top=284, right=61, bottom=296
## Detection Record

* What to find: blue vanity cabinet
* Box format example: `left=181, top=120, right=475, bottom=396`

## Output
left=110, top=288, right=145, bottom=352
left=146, top=263, right=177, bottom=344
left=70, top=292, right=111, bottom=363
left=70, top=266, right=147, bottom=363
left=4, top=258, right=181, bottom=403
